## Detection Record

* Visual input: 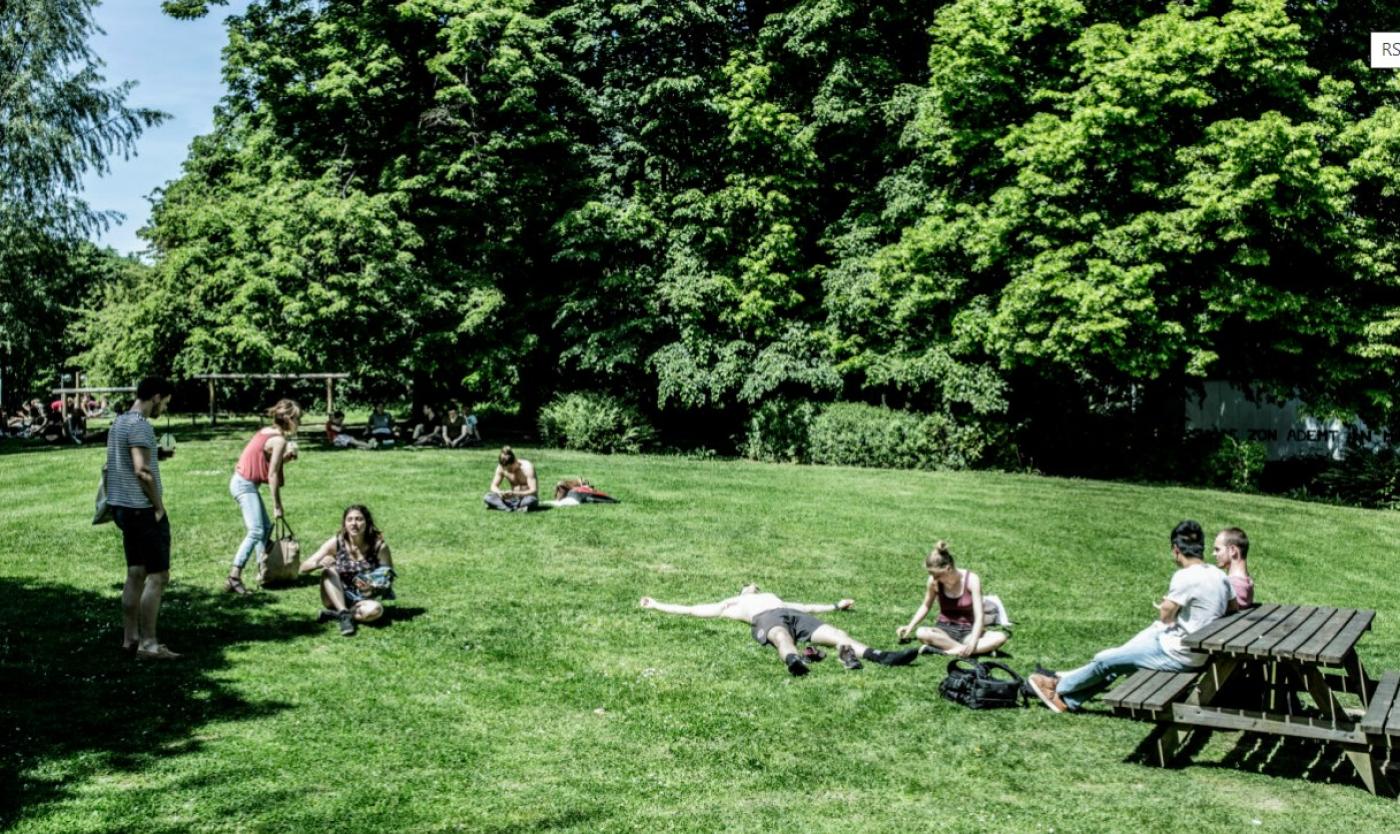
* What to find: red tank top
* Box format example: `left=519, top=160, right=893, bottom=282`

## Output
left=936, top=570, right=976, bottom=625
left=236, top=431, right=278, bottom=484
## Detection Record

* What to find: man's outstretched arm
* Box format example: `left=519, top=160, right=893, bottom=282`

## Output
left=639, top=597, right=726, bottom=618
left=786, top=599, right=854, bottom=614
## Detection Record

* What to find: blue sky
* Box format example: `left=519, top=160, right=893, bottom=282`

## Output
left=81, top=0, right=251, bottom=256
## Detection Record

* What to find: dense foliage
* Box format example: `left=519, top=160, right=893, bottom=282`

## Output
left=44, top=0, right=1400, bottom=466
left=0, top=0, right=164, bottom=396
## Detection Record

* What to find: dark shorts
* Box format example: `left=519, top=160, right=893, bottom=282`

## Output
left=113, top=507, right=171, bottom=574
left=931, top=621, right=973, bottom=642
left=751, top=608, right=826, bottom=646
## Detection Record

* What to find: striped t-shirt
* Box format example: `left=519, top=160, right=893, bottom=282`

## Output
left=105, top=411, right=161, bottom=508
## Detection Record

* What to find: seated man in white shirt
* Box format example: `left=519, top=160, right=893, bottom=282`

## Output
left=1028, top=520, right=1232, bottom=713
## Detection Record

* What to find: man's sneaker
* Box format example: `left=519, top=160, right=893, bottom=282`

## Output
left=784, top=653, right=810, bottom=677
left=838, top=644, right=863, bottom=670
left=802, top=646, right=826, bottom=663
left=317, top=608, right=339, bottom=623
left=338, top=610, right=357, bottom=637
left=367, top=439, right=379, bottom=449
left=1028, top=673, right=1067, bottom=713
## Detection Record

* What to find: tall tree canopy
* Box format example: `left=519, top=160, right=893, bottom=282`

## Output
left=1, top=0, right=164, bottom=397
left=76, top=0, right=1400, bottom=460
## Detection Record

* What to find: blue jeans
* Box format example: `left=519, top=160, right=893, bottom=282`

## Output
left=1056, top=624, right=1196, bottom=711
left=230, top=473, right=270, bottom=570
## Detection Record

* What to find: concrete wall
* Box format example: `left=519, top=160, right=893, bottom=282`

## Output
left=1183, top=381, right=1390, bottom=461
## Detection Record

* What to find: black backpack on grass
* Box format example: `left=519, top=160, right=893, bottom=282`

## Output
left=938, top=659, right=1029, bottom=709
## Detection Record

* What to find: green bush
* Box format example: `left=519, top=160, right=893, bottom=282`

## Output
left=1313, top=446, right=1400, bottom=509
left=1204, top=434, right=1268, bottom=493
left=807, top=402, right=985, bottom=470
left=537, top=392, right=656, bottom=454
left=742, top=398, right=819, bottom=463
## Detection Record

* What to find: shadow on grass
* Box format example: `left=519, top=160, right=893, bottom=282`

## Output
left=0, top=577, right=322, bottom=828
left=1125, top=726, right=1369, bottom=790
left=0, top=439, right=69, bottom=457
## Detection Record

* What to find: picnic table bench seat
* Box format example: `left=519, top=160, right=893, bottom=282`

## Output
left=1361, top=670, right=1400, bottom=748
left=1103, top=669, right=1201, bottom=720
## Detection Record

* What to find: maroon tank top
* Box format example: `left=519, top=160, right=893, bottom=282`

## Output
left=936, top=570, right=976, bottom=625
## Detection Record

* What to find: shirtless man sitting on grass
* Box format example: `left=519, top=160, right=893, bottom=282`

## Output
left=639, top=584, right=920, bottom=676
left=483, top=446, right=538, bottom=512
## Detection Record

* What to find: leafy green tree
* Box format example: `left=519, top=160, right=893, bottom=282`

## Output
left=0, top=0, right=164, bottom=397
left=841, top=0, right=1400, bottom=443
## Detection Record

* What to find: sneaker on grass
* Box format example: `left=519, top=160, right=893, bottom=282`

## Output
left=1028, top=673, right=1067, bottom=713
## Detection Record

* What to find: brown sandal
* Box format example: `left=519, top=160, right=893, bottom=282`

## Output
left=224, top=576, right=250, bottom=595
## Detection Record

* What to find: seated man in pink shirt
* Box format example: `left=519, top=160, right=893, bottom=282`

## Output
left=1213, top=526, right=1253, bottom=609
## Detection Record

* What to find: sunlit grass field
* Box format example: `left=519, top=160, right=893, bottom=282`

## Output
left=4, top=424, right=1400, bottom=832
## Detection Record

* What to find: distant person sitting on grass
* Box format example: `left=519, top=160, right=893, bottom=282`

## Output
left=484, top=446, right=538, bottom=511
left=1027, top=520, right=1232, bottom=713
left=325, top=411, right=372, bottom=449
left=299, top=504, right=395, bottom=637
left=896, top=540, right=1010, bottom=658
left=367, top=402, right=397, bottom=446
left=412, top=405, right=440, bottom=445
left=1214, top=526, right=1253, bottom=609
left=639, top=585, right=920, bottom=676
left=440, top=405, right=479, bottom=448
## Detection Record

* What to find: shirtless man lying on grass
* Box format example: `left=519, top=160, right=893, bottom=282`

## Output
left=639, top=584, right=920, bottom=676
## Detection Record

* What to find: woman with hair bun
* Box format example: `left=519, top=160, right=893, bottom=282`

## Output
left=896, top=540, right=1010, bottom=658
left=224, top=398, right=302, bottom=594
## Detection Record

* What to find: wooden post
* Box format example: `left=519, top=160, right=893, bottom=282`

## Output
left=326, top=378, right=334, bottom=417
left=208, top=380, right=217, bottom=426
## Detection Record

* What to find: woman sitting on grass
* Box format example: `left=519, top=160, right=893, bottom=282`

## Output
left=300, top=504, right=395, bottom=637
left=896, top=540, right=1010, bottom=658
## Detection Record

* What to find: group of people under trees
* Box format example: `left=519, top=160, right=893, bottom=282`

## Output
left=104, top=383, right=399, bottom=657
left=103, top=376, right=1258, bottom=719
left=3, top=395, right=109, bottom=444
left=324, top=402, right=481, bottom=450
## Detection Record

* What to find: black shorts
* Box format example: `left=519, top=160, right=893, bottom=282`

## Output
left=751, top=608, right=825, bottom=646
left=931, top=621, right=973, bottom=642
left=113, top=507, right=171, bottom=574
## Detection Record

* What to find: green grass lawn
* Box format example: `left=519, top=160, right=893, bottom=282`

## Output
left=4, top=427, right=1400, bottom=832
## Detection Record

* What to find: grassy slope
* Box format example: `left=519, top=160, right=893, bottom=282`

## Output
left=3, top=429, right=1399, bottom=832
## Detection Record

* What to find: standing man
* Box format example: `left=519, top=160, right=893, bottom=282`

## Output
left=1027, top=520, right=1231, bottom=712
left=107, top=376, right=179, bottom=660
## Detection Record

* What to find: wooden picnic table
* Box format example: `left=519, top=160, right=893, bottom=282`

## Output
left=1108, top=603, right=1400, bottom=797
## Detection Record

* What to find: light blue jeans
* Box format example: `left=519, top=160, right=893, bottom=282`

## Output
left=230, top=473, right=271, bottom=570
left=1056, top=624, right=1197, bottom=711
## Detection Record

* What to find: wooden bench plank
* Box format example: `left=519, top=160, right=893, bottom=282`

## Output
left=1320, top=610, right=1376, bottom=665
left=1361, top=671, right=1400, bottom=735
left=1214, top=604, right=1292, bottom=653
left=1192, top=603, right=1280, bottom=652
left=1104, top=669, right=1171, bottom=709
left=1141, top=672, right=1200, bottom=711
left=1271, top=606, right=1338, bottom=657
left=1296, top=609, right=1364, bottom=663
left=1183, top=608, right=1249, bottom=648
left=1246, top=604, right=1319, bottom=657
left=1172, top=704, right=1366, bottom=746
